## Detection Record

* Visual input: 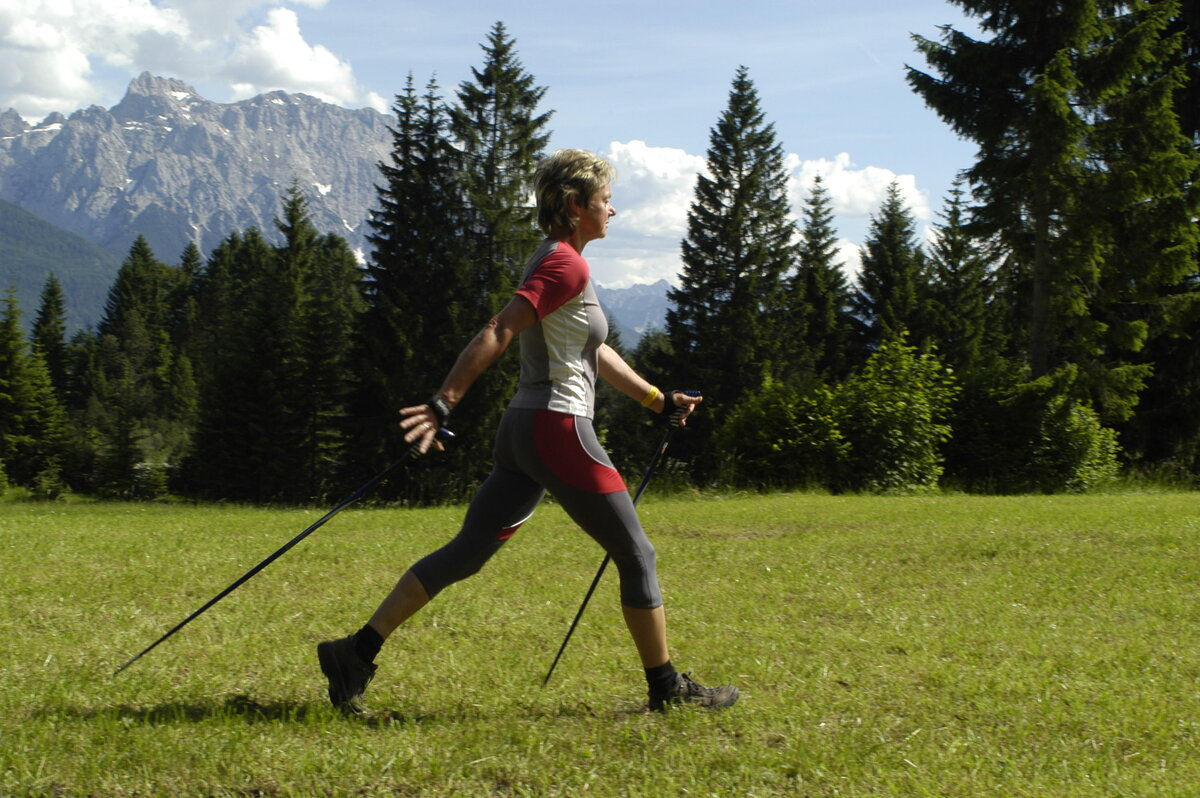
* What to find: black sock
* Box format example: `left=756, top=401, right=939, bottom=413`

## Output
left=353, top=623, right=384, bottom=664
left=645, top=660, right=677, bottom=695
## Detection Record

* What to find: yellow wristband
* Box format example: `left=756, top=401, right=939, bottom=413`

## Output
left=640, top=386, right=660, bottom=408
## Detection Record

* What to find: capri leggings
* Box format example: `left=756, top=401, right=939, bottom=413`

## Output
left=410, top=407, right=663, bottom=609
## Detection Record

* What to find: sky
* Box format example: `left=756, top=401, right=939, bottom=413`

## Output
left=0, top=0, right=983, bottom=288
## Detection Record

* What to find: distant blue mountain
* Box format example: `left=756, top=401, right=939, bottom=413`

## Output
left=594, top=279, right=670, bottom=346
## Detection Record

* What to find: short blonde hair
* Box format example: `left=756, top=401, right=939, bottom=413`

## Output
left=534, top=149, right=616, bottom=235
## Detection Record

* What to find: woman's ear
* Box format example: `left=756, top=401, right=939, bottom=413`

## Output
left=564, top=191, right=584, bottom=217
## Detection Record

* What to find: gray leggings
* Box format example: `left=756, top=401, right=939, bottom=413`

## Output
left=410, top=407, right=662, bottom=609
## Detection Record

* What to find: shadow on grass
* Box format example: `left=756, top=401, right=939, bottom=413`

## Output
left=38, top=693, right=650, bottom=727
left=39, top=694, right=329, bottom=726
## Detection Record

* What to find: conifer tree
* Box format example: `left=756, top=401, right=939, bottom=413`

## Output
left=451, top=21, right=553, bottom=305
left=185, top=228, right=291, bottom=500
left=278, top=184, right=364, bottom=499
left=89, top=237, right=183, bottom=496
left=31, top=273, right=69, bottom=396
left=359, top=75, right=481, bottom=502
left=851, top=182, right=930, bottom=356
left=161, top=242, right=202, bottom=433
left=1119, top=4, right=1200, bottom=468
left=787, top=175, right=854, bottom=383
left=925, top=179, right=996, bottom=374
left=449, top=23, right=552, bottom=482
left=0, top=290, right=66, bottom=488
left=908, top=1, right=1198, bottom=423
left=667, top=67, right=798, bottom=475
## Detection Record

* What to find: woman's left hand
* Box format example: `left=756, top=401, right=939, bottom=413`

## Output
left=664, top=390, right=703, bottom=427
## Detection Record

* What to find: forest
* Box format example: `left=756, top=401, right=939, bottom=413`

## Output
left=1, top=3, right=1198, bottom=503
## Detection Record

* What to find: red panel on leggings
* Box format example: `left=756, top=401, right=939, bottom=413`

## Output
left=533, top=410, right=626, bottom=495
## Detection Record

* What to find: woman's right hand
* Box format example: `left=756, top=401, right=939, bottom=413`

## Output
left=398, top=404, right=445, bottom=453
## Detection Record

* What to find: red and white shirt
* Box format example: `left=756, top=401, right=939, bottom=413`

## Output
left=510, top=239, right=608, bottom=419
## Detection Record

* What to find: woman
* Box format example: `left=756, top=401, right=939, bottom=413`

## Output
left=318, top=149, right=738, bottom=714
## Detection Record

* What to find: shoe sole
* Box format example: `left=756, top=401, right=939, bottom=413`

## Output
left=651, top=685, right=740, bottom=712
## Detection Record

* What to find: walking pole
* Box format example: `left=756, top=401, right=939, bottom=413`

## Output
left=541, top=424, right=677, bottom=687
left=114, top=429, right=453, bottom=675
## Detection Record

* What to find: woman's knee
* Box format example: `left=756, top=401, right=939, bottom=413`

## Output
left=612, top=539, right=661, bottom=608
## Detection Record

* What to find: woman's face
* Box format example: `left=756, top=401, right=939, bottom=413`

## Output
left=574, top=184, right=616, bottom=242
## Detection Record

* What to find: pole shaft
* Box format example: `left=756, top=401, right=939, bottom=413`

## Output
left=114, top=435, right=441, bottom=675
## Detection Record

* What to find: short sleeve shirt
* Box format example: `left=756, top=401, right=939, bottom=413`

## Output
left=509, top=239, right=609, bottom=418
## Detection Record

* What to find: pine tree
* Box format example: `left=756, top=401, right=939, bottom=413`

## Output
left=667, top=66, right=798, bottom=478
left=0, top=289, right=67, bottom=488
left=787, top=175, right=854, bottom=383
left=908, top=1, right=1198, bottom=423
left=185, top=228, right=291, bottom=500
left=358, top=75, right=482, bottom=502
left=851, top=182, right=930, bottom=355
left=925, top=179, right=996, bottom=374
left=451, top=21, right=553, bottom=306
left=277, top=184, right=364, bottom=499
left=31, top=273, right=69, bottom=396
left=89, top=236, right=184, bottom=496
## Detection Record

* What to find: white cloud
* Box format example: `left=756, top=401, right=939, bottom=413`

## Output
left=223, top=7, right=385, bottom=111
left=604, top=140, right=706, bottom=238
left=0, top=0, right=384, bottom=121
left=835, top=237, right=864, bottom=282
left=786, top=151, right=933, bottom=223
left=591, top=141, right=928, bottom=288
left=0, top=0, right=188, bottom=119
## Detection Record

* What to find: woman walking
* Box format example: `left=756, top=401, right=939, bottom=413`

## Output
left=318, top=149, right=738, bottom=715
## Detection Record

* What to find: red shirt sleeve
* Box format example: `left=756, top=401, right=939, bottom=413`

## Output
left=514, top=245, right=589, bottom=320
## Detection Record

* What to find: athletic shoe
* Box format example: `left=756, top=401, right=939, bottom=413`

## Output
left=649, top=671, right=739, bottom=712
left=317, top=635, right=377, bottom=715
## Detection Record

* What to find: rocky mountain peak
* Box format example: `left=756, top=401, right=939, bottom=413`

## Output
left=0, top=73, right=393, bottom=262
left=0, top=108, right=28, bottom=136
left=111, top=72, right=208, bottom=122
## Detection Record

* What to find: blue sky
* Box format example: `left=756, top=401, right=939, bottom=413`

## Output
left=0, top=0, right=981, bottom=287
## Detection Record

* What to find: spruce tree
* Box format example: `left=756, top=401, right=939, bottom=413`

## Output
left=447, top=23, right=553, bottom=500
left=925, top=179, right=996, bottom=375
left=1119, top=4, right=1200, bottom=469
left=185, top=226, right=303, bottom=501
left=667, top=66, right=798, bottom=478
left=787, top=175, right=854, bottom=383
left=451, top=21, right=553, bottom=305
left=908, top=1, right=1198, bottom=423
left=89, top=237, right=183, bottom=496
left=1091, top=2, right=1200, bottom=424
left=0, top=290, right=67, bottom=488
left=277, top=184, right=364, bottom=500
left=851, top=182, right=930, bottom=356
left=31, top=273, right=69, bottom=396
left=909, top=3, right=1095, bottom=379
left=358, top=75, right=481, bottom=502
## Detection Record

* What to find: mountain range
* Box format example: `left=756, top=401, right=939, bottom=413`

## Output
left=0, top=73, right=668, bottom=338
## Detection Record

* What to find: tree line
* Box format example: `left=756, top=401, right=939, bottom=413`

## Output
left=1, top=5, right=1197, bottom=502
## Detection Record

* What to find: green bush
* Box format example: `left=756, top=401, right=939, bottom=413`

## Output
left=31, top=461, right=66, bottom=500
left=830, top=337, right=958, bottom=493
left=717, top=379, right=846, bottom=490
left=944, top=364, right=1121, bottom=494
left=1034, top=393, right=1121, bottom=493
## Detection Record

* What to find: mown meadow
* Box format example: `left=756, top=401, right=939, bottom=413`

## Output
left=2, top=490, right=1198, bottom=796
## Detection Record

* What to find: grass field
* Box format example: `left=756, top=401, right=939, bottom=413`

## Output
left=2, top=490, right=1199, bottom=796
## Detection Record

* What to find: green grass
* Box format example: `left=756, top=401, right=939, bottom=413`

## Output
left=2, top=491, right=1199, bottom=796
